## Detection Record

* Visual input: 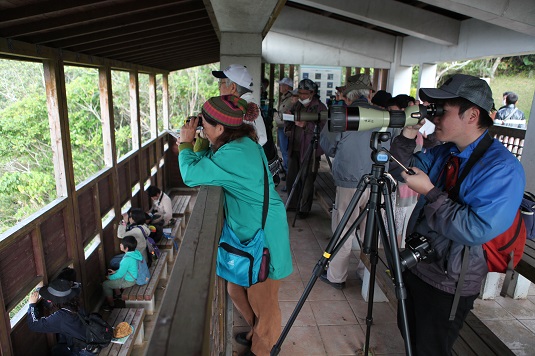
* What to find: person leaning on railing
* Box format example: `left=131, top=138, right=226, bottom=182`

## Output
left=177, top=95, right=293, bottom=356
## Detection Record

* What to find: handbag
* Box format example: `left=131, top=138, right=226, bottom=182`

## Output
left=216, top=165, right=271, bottom=287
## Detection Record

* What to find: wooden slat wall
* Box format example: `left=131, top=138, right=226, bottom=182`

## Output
left=0, top=41, right=173, bottom=355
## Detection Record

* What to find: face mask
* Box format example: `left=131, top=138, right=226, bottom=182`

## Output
left=299, top=98, right=311, bottom=105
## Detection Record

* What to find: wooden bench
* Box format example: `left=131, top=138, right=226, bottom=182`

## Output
left=360, top=249, right=513, bottom=356
left=99, top=308, right=145, bottom=356
left=171, top=195, right=192, bottom=229
left=314, top=171, right=336, bottom=217
left=120, top=252, right=168, bottom=315
left=157, top=218, right=183, bottom=262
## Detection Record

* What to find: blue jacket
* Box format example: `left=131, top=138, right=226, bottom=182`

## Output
left=390, top=131, right=525, bottom=296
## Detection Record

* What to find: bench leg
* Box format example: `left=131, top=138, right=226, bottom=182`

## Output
left=135, top=321, right=145, bottom=345
left=125, top=300, right=155, bottom=315
left=361, top=267, right=389, bottom=302
left=480, top=272, right=501, bottom=300
left=505, top=273, right=531, bottom=299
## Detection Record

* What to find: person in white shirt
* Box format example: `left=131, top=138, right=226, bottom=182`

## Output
left=147, top=185, right=173, bottom=226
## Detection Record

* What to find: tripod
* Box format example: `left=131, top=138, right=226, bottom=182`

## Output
left=272, top=132, right=413, bottom=356
left=285, top=120, right=321, bottom=227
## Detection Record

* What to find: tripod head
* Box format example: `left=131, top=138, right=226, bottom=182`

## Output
left=370, top=131, right=392, bottom=165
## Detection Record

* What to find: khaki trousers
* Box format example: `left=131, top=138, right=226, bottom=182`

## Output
left=327, top=186, right=369, bottom=283
left=227, top=278, right=281, bottom=356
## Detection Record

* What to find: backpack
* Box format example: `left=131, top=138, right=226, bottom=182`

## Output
left=483, top=191, right=535, bottom=273
left=135, top=226, right=161, bottom=267
left=447, top=134, right=531, bottom=273
left=77, top=313, right=113, bottom=349
left=483, top=209, right=527, bottom=273
left=134, top=258, right=151, bottom=285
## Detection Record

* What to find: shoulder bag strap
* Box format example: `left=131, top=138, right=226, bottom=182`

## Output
left=135, top=225, right=148, bottom=239
left=448, top=132, right=493, bottom=320
left=448, top=132, right=493, bottom=201
left=261, top=164, right=269, bottom=229
left=505, top=108, right=518, bottom=121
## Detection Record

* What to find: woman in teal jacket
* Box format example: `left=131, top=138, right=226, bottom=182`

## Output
left=178, top=95, right=292, bottom=356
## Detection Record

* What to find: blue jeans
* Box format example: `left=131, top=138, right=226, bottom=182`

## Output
left=277, top=127, right=289, bottom=171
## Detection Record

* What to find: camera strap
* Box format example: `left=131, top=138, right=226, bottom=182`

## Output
left=448, top=132, right=493, bottom=321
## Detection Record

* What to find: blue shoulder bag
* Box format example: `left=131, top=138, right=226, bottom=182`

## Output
left=216, top=166, right=270, bottom=287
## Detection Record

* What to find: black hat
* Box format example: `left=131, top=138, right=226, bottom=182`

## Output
left=39, top=279, right=81, bottom=304
left=371, top=90, right=392, bottom=108
left=419, top=74, right=493, bottom=113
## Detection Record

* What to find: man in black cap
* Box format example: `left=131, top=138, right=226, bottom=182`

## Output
left=389, top=74, right=525, bottom=355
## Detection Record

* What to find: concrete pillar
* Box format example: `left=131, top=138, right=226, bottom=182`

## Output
left=391, top=66, right=413, bottom=96
left=219, top=32, right=263, bottom=104
left=418, top=63, right=437, bottom=100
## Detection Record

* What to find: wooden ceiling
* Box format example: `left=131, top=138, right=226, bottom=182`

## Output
left=0, top=0, right=220, bottom=72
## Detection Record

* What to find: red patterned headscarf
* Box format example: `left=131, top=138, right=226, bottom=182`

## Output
left=202, top=95, right=259, bottom=127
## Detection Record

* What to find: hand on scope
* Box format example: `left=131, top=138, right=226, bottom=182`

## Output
left=401, top=167, right=434, bottom=196
left=294, top=121, right=306, bottom=128
left=180, top=117, right=199, bottom=143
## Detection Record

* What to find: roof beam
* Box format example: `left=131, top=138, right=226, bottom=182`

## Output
left=291, top=0, right=460, bottom=46
left=417, top=0, right=535, bottom=37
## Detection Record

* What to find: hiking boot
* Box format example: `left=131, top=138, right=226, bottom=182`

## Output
left=319, top=271, right=345, bottom=290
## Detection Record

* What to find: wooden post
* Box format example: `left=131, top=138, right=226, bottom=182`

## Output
left=162, top=74, right=170, bottom=130
left=130, top=72, right=141, bottom=150
left=43, top=59, right=82, bottom=304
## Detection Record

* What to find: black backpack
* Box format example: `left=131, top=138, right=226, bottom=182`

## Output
left=78, top=313, right=113, bottom=350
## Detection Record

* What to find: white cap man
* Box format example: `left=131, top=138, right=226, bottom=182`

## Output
left=212, top=65, right=267, bottom=146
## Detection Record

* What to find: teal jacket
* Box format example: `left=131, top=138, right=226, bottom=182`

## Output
left=109, top=250, right=142, bottom=282
left=179, top=137, right=293, bottom=280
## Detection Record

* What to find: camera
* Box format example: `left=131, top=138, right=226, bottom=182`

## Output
left=399, top=232, right=436, bottom=270
left=328, top=103, right=443, bottom=132
left=186, top=115, right=203, bottom=128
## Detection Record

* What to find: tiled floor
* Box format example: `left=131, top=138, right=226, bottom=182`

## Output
left=232, top=173, right=535, bottom=356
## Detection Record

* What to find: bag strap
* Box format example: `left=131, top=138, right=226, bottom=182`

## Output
left=504, top=107, right=518, bottom=121
left=261, top=164, right=269, bottom=229
left=448, top=132, right=493, bottom=201
left=449, top=246, right=470, bottom=321
left=447, top=132, right=492, bottom=320
left=135, top=225, right=148, bottom=239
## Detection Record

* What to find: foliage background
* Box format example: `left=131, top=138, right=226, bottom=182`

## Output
left=0, top=56, right=534, bottom=234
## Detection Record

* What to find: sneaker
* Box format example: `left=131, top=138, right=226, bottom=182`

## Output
left=281, top=186, right=287, bottom=192
left=319, top=271, right=346, bottom=290
left=235, top=332, right=252, bottom=347
left=102, top=304, right=114, bottom=312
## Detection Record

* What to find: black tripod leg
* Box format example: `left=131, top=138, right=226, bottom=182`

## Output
left=271, top=176, right=370, bottom=356
left=380, top=182, right=413, bottom=356
left=292, top=145, right=315, bottom=227
left=285, top=143, right=313, bottom=211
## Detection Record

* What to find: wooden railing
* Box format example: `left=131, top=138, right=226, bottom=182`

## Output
left=0, top=134, right=177, bottom=355
left=147, top=186, right=226, bottom=355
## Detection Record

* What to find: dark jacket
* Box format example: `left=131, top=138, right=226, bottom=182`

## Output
left=285, top=96, right=327, bottom=159
left=28, top=304, right=87, bottom=351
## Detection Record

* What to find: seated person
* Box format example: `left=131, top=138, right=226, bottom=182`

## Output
left=103, top=236, right=140, bottom=311
left=27, top=279, right=92, bottom=355
left=110, top=208, right=149, bottom=269
left=146, top=186, right=173, bottom=226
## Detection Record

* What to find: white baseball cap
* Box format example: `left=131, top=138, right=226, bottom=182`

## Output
left=212, top=64, right=254, bottom=90
left=277, top=77, right=294, bottom=88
